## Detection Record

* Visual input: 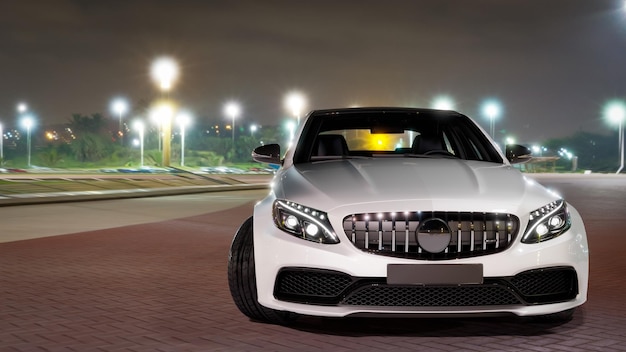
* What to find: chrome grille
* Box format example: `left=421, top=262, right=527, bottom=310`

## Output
left=343, top=211, right=519, bottom=260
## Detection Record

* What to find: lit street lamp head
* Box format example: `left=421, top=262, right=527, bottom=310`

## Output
left=224, top=101, right=241, bottom=119
left=17, top=103, right=28, bottom=114
left=150, top=102, right=175, bottom=125
left=133, top=120, right=144, bottom=133
left=177, top=111, right=192, bottom=127
left=111, top=98, right=128, bottom=116
left=285, top=92, right=306, bottom=119
left=22, top=116, right=34, bottom=129
left=605, top=100, right=626, bottom=125
left=432, top=95, right=455, bottom=110
left=483, top=100, right=502, bottom=120
left=151, top=57, right=179, bottom=92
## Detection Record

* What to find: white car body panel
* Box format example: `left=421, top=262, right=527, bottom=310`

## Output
left=254, top=163, right=588, bottom=317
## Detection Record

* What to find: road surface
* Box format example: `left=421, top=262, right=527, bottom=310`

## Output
left=1, top=175, right=625, bottom=351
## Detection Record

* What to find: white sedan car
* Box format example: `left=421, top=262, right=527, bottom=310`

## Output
left=228, top=107, right=588, bottom=325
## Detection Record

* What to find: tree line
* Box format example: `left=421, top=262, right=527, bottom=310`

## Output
left=1, top=113, right=622, bottom=173
left=1, top=113, right=289, bottom=168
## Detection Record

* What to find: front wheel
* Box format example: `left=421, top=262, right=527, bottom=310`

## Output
left=227, top=216, right=298, bottom=325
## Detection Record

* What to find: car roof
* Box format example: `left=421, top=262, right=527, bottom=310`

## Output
left=308, top=107, right=465, bottom=117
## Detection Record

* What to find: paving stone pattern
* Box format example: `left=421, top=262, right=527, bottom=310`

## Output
left=2, top=177, right=626, bottom=351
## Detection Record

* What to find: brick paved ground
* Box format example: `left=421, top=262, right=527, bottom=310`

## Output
left=1, top=176, right=625, bottom=351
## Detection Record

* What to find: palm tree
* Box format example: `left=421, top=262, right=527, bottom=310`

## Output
left=67, top=113, right=111, bottom=162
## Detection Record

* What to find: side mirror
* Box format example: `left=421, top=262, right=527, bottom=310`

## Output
left=252, top=144, right=281, bottom=165
left=506, top=144, right=532, bottom=164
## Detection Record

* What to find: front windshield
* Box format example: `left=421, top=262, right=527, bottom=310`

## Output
left=293, top=109, right=503, bottom=164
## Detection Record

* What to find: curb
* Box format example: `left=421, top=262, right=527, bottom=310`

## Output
left=0, top=183, right=270, bottom=207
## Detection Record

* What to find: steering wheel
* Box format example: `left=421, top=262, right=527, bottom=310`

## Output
left=423, top=149, right=457, bottom=157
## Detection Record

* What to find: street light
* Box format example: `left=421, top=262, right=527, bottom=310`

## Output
left=224, top=101, right=241, bottom=145
left=177, top=112, right=192, bottom=166
left=604, top=100, right=625, bottom=174
left=432, top=95, right=455, bottom=110
left=150, top=57, right=179, bottom=93
left=150, top=108, right=163, bottom=151
left=250, top=124, right=258, bottom=137
left=111, top=98, right=128, bottom=144
left=133, top=120, right=145, bottom=167
left=151, top=56, right=179, bottom=167
left=531, top=145, right=546, bottom=157
left=22, top=116, right=34, bottom=167
left=482, top=100, right=502, bottom=137
left=150, top=102, right=175, bottom=166
left=285, top=91, right=306, bottom=125
left=286, top=120, right=296, bottom=147
left=0, top=122, right=3, bottom=160
left=17, top=103, right=28, bottom=114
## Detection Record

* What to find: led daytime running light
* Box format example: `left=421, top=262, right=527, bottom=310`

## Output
left=523, top=200, right=571, bottom=243
left=273, top=200, right=339, bottom=244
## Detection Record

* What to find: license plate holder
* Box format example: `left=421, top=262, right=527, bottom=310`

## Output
left=387, top=264, right=483, bottom=285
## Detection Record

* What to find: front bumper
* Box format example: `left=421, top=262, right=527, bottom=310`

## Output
left=253, top=199, right=589, bottom=318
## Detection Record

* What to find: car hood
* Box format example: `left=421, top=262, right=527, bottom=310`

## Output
left=272, top=158, right=559, bottom=214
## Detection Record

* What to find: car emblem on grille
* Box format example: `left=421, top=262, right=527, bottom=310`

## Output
left=417, top=218, right=451, bottom=253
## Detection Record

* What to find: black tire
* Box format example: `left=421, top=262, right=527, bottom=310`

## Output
left=532, top=308, right=575, bottom=323
left=227, top=216, right=298, bottom=325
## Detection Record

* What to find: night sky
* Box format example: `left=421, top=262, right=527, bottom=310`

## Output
left=1, top=0, right=626, bottom=144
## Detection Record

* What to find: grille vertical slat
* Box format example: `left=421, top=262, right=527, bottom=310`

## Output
left=404, top=217, right=410, bottom=253
left=482, top=213, right=488, bottom=251
left=457, top=222, right=462, bottom=253
left=470, top=213, right=475, bottom=252
left=364, top=218, right=369, bottom=249
left=344, top=211, right=519, bottom=260
left=391, top=217, right=396, bottom=252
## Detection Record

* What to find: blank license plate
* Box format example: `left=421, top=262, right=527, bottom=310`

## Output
left=387, top=264, right=483, bottom=285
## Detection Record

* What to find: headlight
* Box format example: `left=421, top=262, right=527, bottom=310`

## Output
left=522, top=200, right=571, bottom=244
left=273, top=200, right=339, bottom=244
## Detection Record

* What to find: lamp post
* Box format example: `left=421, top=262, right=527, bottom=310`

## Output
left=286, top=120, right=296, bottom=147
left=22, top=116, right=34, bottom=167
left=224, top=101, right=241, bottom=145
left=111, top=98, right=128, bottom=145
left=150, top=56, right=179, bottom=167
left=0, top=122, right=3, bottom=160
left=482, top=100, right=501, bottom=138
left=285, top=92, right=306, bottom=125
left=133, top=120, right=144, bottom=167
left=151, top=114, right=162, bottom=151
left=250, top=124, right=257, bottom=137
left=605, top=101, right=625, bottom=174
left=150, top=103, right=174, bottom=166
left=177, top=112, right=191, bottom=166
